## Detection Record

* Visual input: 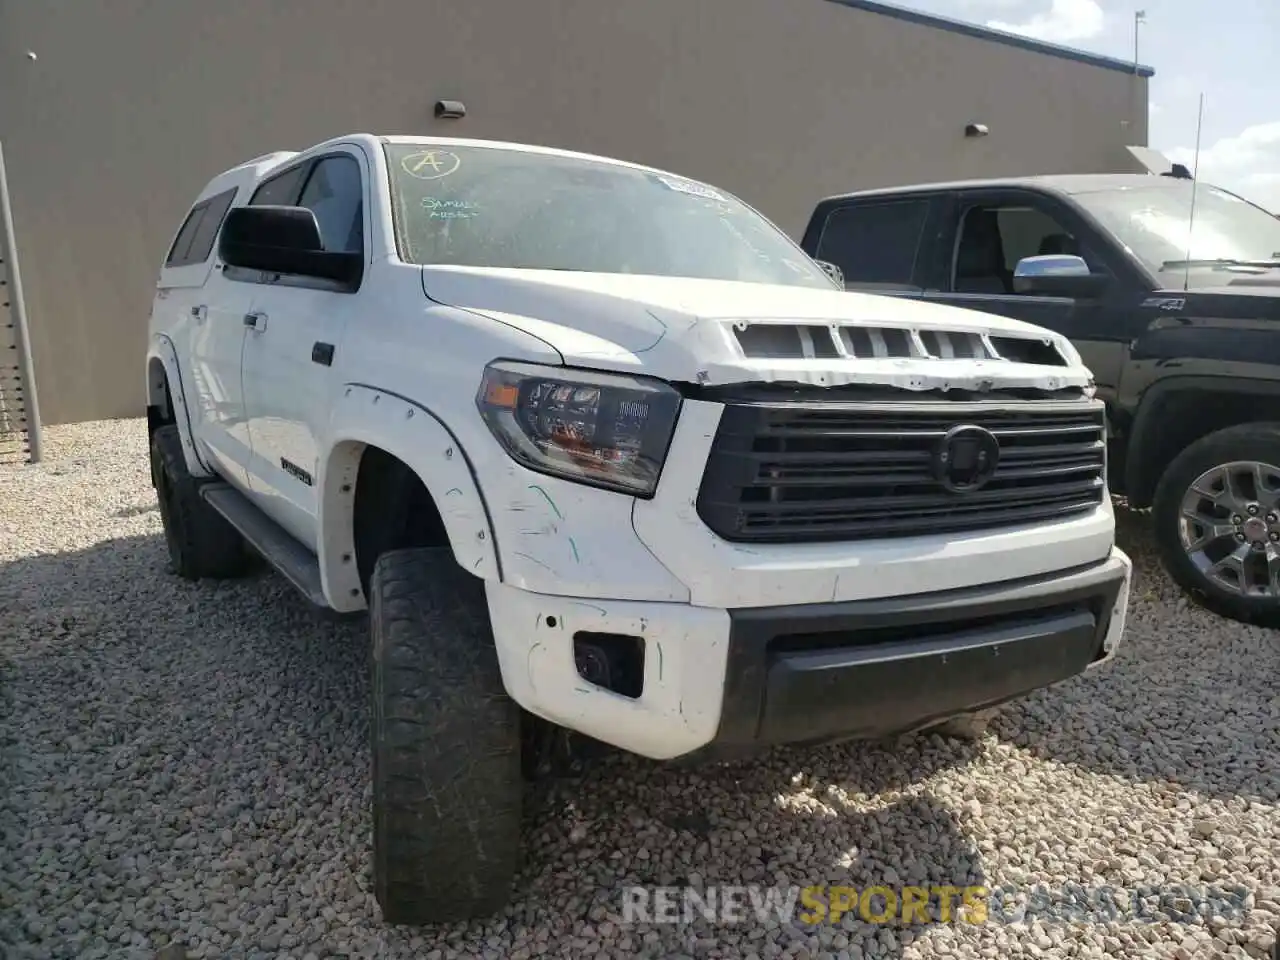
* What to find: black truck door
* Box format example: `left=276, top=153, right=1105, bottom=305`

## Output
left=919, top=188, right=1140, bottom=406
left=806, top=193, right=947, bottom=297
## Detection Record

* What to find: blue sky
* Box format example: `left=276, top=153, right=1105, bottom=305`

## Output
left=896, top=0, right=1280, bottom=211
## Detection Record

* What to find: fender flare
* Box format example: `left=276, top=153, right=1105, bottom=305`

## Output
left=1124, top=374, right=1280, bottom=504
left=145, top=334, right=214, bottom=478
left=318, top=383, right=501, bottom=612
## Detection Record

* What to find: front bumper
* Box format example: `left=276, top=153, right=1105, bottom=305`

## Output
left=484, top=547, right=1132, bottom=761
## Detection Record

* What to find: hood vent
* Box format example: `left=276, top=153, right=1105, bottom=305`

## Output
left=732, top=322, right=1068, bottom=367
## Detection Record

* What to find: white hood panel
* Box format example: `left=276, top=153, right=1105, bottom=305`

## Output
left=420, top=266, right=1093, bottom=392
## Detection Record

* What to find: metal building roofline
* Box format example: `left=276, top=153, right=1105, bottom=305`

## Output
left=825, top=0, right=1156, bottom=78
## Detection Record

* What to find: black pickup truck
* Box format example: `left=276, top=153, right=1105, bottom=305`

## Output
left=799, top=173, right=1280, bottom=625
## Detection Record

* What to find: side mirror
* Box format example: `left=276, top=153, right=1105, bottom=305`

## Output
left=1012, top=254, right=1109, bottom=298
left=813, top=259, right=845, bottom=288
left=218, top=205, right=362, bottom=288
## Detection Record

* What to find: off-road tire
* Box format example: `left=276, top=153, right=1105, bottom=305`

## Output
left=369, top=547, right=522, bottom=925
left=150, top=425, right=248, bottom=580
left=1153, top=422, right=1280, bottom=626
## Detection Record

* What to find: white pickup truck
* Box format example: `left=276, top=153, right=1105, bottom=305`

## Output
left=145, top=133, right=1131, bottom=925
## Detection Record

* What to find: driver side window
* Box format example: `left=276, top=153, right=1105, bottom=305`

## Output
left=297, top=156, right=364, bottom=256
left=952, top=203, right=1101, bottom=295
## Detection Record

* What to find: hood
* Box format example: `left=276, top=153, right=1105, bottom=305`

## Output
left=1169, top=282, right=1280, bottom=306
left=421, top=266, right=1093, bottom=392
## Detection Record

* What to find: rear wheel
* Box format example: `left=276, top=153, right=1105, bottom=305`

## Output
left=150, top=425, right=248, bottom=580
left=1153, top=422, right=1280, bottom=625
left=369, top=547, right=522, bottom=925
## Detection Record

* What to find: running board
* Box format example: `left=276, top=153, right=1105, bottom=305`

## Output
left=199, top=483, right=328, bottom=608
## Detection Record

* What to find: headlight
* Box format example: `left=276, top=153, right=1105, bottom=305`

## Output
left=476, top=361, right=682, bottom=497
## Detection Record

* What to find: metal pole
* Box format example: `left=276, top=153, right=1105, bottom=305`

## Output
left=1133, top=11, right=1142, bottom=71
left=0, top=139, right=44, bottom=463
left=1126, top=10, right=1146, bottom=145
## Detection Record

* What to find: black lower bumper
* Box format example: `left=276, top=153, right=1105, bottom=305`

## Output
left=694, top=556, right=1126, bottom=761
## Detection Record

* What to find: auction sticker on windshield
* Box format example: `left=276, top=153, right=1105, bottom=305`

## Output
left=651, top=173, right=728, bottom=202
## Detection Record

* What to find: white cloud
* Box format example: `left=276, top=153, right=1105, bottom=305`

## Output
left=987, top=0, right=1106, bottom=42
left=1165, top=122, right=1280, bottom=213
left=954, top=0, right=1028, bottom=9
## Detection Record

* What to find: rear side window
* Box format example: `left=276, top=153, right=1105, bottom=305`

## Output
left=164, top=187, right=238, bottom=267
left=815, top=199, right=931, bottom=287
left=249, top=164, right=310, bottom=207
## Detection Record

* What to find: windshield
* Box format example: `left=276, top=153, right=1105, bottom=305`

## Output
left=1071, top=180, right=1280, bottom=286
left=383, top=143, right=833, bottom=289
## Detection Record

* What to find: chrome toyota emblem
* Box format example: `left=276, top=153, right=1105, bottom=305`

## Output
left=932, top=425, right=1000, bottom=493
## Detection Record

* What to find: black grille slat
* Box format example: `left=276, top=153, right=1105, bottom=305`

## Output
left=1000, top=440, right=1104, bottom=460
left=696, top=401, right=1107, bottom=543
left=724, top=476, right=1104, bottom=513
left=735, top=498, right=1102, bottom=541
left=743, top=458, right=1103, bottom=489
left=738, top=494, right=1100, bottom=528
left=749, top=422, right=1101, bottom=440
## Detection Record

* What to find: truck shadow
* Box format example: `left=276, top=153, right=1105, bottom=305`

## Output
left=0, top=530, right=983, bottom=957
left=0, top=522, right=1274, bottom=955
left=0, top=532, right=375, bottom=959
left=520, top=743, right=987, bottom=958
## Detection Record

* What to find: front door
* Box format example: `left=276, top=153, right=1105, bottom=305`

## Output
left=921, top=190, right=1129, bottom=404
left=241, top=152, right=367, bottom=551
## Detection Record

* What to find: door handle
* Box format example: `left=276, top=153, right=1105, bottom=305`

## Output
left=311, top=342, right=335, bottom=366
left=191, top=305, right=207, bottom=323
left=243, top=311, right=268, bottom=332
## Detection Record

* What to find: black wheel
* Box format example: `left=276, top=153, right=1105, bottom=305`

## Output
left=150, top=425, right=248, bottom=580
left=369, top=547, right=522, bottom=925
left=1153, top=422, right=1280, bottom=625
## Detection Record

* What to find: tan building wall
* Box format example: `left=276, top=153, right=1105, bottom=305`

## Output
left=0, top=0, right=1149, bottom=425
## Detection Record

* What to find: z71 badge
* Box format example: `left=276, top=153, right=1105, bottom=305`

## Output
left=1141, top=296, right=1186, bottom=311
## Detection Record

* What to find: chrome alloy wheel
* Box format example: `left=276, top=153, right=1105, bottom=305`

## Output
left=1178, top=459, right=1280, bottom=596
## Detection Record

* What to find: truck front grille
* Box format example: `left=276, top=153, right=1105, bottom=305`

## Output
left=695, top=400, right=1106, bottom=543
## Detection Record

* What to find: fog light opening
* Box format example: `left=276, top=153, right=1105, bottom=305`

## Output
left=573, top=632, right=645, bottom=699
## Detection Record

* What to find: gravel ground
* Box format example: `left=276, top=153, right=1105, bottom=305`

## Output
left=1, top=418, right=1278, bottom=960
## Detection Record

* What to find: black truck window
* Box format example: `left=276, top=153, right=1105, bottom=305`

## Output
left=297, top=155, right=364, bottom=255
left=164, top=187, right=238, bottom=268
left=814, top=200, right=929, bottom=287
left=1070, top=181, right=1280, bottom=286
left=249, top=163, right=311, bottom=207
left=952, top=203, right=1101, bottom=295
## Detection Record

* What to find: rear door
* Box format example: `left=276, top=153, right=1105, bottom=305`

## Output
left=920, top=188, right=1136, bottom=403
left=806, top=193, right=948, bottom=297
left=158, top=185, right=258, bottom=488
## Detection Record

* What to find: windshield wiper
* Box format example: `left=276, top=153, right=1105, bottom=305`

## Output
left=1159, top=257, right=1280, bottom=270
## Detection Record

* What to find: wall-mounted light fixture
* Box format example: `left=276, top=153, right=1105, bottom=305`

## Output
left=964, top=122, right=990, bottom=138
left=434, top=99, right=466, bottom=120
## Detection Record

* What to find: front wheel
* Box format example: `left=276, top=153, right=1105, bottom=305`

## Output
left=1152, top=422, right=1280, bottom=626
left=369, top=547, right=522, bottom=925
